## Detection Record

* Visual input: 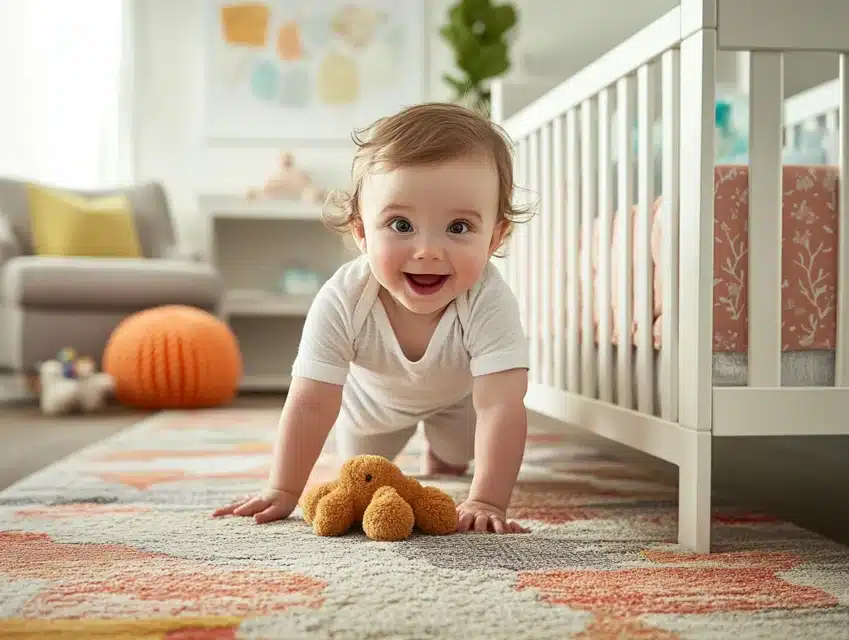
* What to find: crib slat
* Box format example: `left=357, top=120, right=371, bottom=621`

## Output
left=552, top=117, right=567, bottom=391
left=616, top=75, right=634, bottom=409
left=836, top=54, right=849, bottom=386
left=678, top=29, right=715, bottom=433
left=511, top=144, right=522, bottom=297
left=636, top=62, right=656, bottom=415
left=510, top=140, right=521, bottom=315
left=747, top=52, right=783, bottom=387
left=566, top=109, right=581, bottom=393
left=597, top=88, right=615, bottom=403
left=517, top=138, right=530, bottom=337
left=785, top=124, right=797, bottom=150
left=660, top=49, right=680, bottom=421
left=825, top=109, right=839, bottom=135
left=580, top=99, right=597, bottom=398
left=506, top=138, right=518, bottom=296
left=528, top=131, right=541, bottom=383
left=540, top=122, right=554, bottom=387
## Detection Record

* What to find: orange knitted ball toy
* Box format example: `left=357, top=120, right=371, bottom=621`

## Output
left=103, top=305, right=242, bottom=409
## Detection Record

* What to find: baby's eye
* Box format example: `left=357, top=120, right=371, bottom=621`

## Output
left=389, top=218, right=413, bottom=233
left=448, top=221, right=470, bottom=234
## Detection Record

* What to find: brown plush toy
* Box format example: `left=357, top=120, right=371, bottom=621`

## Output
left=299, top=455, right=458, bottom=541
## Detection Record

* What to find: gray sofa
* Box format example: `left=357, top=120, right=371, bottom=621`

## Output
left=0, top=178, right=224, bottom=372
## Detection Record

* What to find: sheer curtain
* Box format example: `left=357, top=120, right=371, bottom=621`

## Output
left=0, top=0, right=134, bottom=189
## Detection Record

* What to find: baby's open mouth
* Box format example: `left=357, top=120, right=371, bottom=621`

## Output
left=404, top=273, right=449, bottom=295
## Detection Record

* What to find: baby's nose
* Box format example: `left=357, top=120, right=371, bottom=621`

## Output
left=414, top=248, right=445, bottom=262
left=413, top=237, right=445, bottom=260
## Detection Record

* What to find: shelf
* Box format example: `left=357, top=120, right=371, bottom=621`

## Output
left=240, top=374, right=291, bottom=392
left=200, top=193, right=325, bottom=220
left=222, top=289, right=315, bottom=317
left=207, top=190, right=346, bottom=394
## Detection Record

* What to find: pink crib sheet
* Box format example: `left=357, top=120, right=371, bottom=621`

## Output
left=587, top=164, right=841, bottom=353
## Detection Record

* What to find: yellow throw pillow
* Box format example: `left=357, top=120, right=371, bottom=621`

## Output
left=26, top=184, right=143, bottom=258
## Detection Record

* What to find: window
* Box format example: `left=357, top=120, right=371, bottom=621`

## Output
left=0, top=0, right=133, bottom=188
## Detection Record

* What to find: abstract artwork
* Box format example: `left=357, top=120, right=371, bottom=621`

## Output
left=202, top=1, right=426, bottom=140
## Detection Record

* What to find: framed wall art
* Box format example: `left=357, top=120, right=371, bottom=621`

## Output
left=202, top=0, right=427, bottom=141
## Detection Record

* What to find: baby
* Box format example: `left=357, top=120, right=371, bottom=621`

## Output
left=214, top=103, right=531, bottom=534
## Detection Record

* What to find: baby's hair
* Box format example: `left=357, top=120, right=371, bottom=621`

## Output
left=323, top=102, right=534, bottom=256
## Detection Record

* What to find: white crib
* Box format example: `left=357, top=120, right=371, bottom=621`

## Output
left=493, top=0, right=849, bottom=553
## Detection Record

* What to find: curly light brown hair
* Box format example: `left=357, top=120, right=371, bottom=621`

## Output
left=323, top=102, right=534, bottom=255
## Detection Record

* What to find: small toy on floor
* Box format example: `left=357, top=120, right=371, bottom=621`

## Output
left=36, top=348, right=115, bottom=416
left=299, top=455, right=458, bottom=542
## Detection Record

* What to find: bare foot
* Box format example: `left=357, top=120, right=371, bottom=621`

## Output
left=422, top=444, right=467, bottom=477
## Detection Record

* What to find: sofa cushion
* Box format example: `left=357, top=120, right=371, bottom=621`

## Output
left=26, top=185, right=143, bottom=258
left=0, top=179, right=175, bottom=258
left=2, top=256, right=224, bottom=311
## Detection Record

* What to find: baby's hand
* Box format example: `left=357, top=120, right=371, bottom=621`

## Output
left=456, top=499, right=529, bottom=534
left=212, top=487, right=299, bottom=524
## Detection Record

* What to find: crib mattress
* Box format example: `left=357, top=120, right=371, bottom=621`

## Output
left=589, top=164, right=840, bottom=353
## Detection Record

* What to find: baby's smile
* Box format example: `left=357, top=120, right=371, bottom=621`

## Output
left=403, top=272, right=450, bottom=295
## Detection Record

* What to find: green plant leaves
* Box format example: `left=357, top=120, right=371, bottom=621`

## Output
left=440, top=0, right=518, bottom=113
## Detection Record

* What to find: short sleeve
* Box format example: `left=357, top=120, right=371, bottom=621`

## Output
left=291, top=278, right=355, bottom=386
left=464, top=265, right=530, bottom=377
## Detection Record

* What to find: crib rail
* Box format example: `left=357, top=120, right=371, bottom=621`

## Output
left=502, top=7, right=686, bottom=426
left=503, top=8, right=683, bottom=143
left=497, top=0, right=849, bottom=436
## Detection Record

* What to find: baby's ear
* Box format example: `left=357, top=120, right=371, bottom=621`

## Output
left=488, top=218, right=510, bottom=255
left=351, top=217, right=367, bottom=253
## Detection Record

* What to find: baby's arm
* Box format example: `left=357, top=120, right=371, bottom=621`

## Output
left=268, top=376, right=342, bottom=498
left=467, top=367, right=528, bottom=511
left=271, top=270, right=356, bottom=499
left=457, top=265, right=531, bottom=533
left=213, top=377, right=341, bottom=523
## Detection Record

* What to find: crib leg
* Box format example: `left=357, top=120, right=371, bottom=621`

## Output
left=677, top=430, right=712, bottom=553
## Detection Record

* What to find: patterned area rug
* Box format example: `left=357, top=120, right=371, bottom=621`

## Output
left=1, top=409, right=848, bottom=639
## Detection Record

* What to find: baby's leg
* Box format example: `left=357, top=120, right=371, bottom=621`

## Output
left=420, top=395, right=475, bottom=476
left=335, top=422, right=418, bottom=462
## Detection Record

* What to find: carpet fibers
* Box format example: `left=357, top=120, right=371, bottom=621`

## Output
left=0, top=408, right=847, bottom=639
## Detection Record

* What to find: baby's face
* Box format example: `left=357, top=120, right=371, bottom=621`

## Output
left=355, top=154, right=504, bottom=316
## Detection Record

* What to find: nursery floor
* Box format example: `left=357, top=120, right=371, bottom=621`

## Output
left=0, top=390, right=280, bottom=492
left=1, top=407, right=848, bottom=638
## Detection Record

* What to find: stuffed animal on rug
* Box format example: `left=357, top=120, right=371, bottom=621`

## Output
left=299, top=455, right=458, bottom=541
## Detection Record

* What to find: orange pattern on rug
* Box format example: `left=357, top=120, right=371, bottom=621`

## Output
left=0, top=531, right=326, bottom=620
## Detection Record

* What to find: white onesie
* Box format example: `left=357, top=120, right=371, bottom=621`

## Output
left=291, top=254, right=529, bottom=463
